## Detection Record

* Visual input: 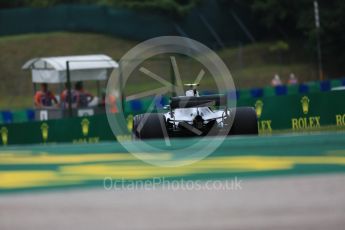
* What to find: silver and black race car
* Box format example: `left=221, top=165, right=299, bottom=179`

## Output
left=132, top=84, right=258, bottom=139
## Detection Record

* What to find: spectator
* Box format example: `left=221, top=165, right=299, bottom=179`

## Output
left=34, top=83, right=58, bottom=108
left=271, top=74, right=283, bottom=86
left=107, top=94, right=118, bottom=113
left=288, top=73, right=298, bottom=85
left=75, top=81, right=94, bottom=108
left=105, top=89, right=119, bottom=113
left=60, top=83, right=78, bottom=109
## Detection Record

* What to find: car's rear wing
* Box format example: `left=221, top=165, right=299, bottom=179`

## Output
left=170, top=95, right=227, bottom=109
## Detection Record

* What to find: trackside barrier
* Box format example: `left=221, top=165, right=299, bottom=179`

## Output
left=0, top=114, right=115, bottom=146
left=0, top=109, right=35, bottom=124
left=238, top=90, right=345, bottom=133
left=1, top=90, right=345, bottom=146
left=233, top=78, right=345, bottom=100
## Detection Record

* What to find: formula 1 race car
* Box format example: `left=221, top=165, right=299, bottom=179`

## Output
left=132, top=84, right=258, bottom=139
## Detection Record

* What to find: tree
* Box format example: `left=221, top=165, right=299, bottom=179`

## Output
left=242, top=0, right=345, bottom=75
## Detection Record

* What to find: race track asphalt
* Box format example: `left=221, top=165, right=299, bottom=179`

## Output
left=0, top=132, right=345, bottom=229
left=0, top=174, right=344, bottom=230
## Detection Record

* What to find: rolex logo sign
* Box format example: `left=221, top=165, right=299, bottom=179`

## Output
left=40, top=123, right=49, bottom=143
left=73, top=119, right=100, bottom=143
left=301, top=96, right=310, bottom=114
left=255, top=100, right=273, bottom=133
left=1, top=127, right=8, bottom=145
left=255, top=100, right=264, bottom=118
left=292, top=96, right=320, bottom=130
left=81, top=118, right=90, bottom=136
left=127, top=115, right=133, bottom=131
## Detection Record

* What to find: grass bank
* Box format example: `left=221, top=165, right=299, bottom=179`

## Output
left=0, top=32, right=316, bottom=109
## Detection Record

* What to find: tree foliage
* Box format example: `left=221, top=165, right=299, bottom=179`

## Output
left=241, top=0, right=345, bottom=74
left=0, top=0, right=201, bottom=16
left=0, top=0, right=344, bottom=74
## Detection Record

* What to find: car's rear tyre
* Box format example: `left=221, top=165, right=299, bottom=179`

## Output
left=132, top=113, right=167, bottom=139
left=228, top=107, right=258, bottom=135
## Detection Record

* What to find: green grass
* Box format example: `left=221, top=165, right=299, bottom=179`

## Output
left=0, top=32, right=317, bottom=109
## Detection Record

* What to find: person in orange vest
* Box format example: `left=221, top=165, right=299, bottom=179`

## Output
left=105, top=89, right=119, bottom=113
left=34, top=83, right=58, bottom=108
left=108, top=94, right=118, bottom=113
left=74, top=81, right=94, bottom=108
left=60, top=83, right=78, bottom=109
